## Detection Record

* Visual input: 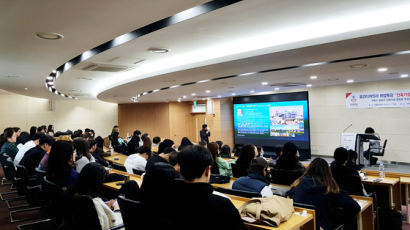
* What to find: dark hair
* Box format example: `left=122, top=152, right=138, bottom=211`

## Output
left=202, top=124, right=207, bottom=129
left=138, top=146, right=152, bottom=157
left=177, top=145, right=213, bottom=181
left=47, top=141, right=74, bottom=184
left=37, top=126, right=45, bottom=132
left=334, top=147, right=348, bottom=165
left=133, top=130, right=141, bottom=136
left=347, top=150, right=358, bottom=162
left=141, top=133, right=149, bottom=141
left=158, top=139, right=174, bottom=153
left=47, top=125, right=54, bottom=133
left=88, top=139, right=97, bottom=148
left=220, top=144, right=231, bottom=158
left=95, top=136, right=104, bottom=148
left=16, top=132, right=30, bottom=145
left=365, top=127, right=375, bottom=134
left=292, top=158, right=339, bottom=194
left=39, top=134, right=55, bottom=146
left=29, top=126, right=37, bottom=138
left=110, top=132, right=120, bottom=146
left=178, top=137, right=193, bottom=151
left=216, top=141, right=223, bottom=151
left=90, top=130, right=95, bottom=137
left=76, top=162, right=106, bottom=197
left=13, top=127, right=21, bottom=133
left=199, top=141, right=207, bottom=147
left=162, top=147, right=175, bottom=154
left=248, top=158, right=269, bottom=184
left=256, top=146, right=263, bottom=157
left=140, top=162, right=178, bottom=202
left=127, top=135, right=140, bottom=155
left=32, top=132, right=45, bottom=141
left=275, top=142, right=300, bottom=170
left=207, top=142, right=220, bottom=174
left=169, top=151, right=179, bottom=166
left=0, top=127, right=15, bottom=148
left=73, top=137, right=91, bottom=160
left=84, top=128, right=91, bottom=133
left=143, top=137, right=152, bottom=150
left=236, top=144, right=255, bottom=168
left=153, top=136, right=161, bottom=144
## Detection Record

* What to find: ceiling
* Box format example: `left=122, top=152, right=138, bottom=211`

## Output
left=2, top=0, right=410, bottom=103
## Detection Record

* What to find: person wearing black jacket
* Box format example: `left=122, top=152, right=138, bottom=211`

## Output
left=330, top=147, right=365, bottom=196
left=20, top=134, right=54, bottom=175
left=289, top=158, right=360, bottom=230
left=200, top=124, right=211, bottom=144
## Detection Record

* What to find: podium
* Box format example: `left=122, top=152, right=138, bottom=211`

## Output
left=341, top=133, right=380, bottom=166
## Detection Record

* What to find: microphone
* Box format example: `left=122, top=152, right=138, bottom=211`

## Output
left=343, top=124, right=353, bottom=133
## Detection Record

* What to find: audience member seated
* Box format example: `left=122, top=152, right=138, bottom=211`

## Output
left=47, top=124, right=55, bottom=136
left=74, top=137, right=96, bottom=173
left=14, top=131, right=39, bottom=165
left=110, top=131, right=127, bottom=154
left=65, top=163, right=123, bottom=229
left=0, top=127, right=19, bottom=161
left=363, top=127, right=380, bottom=165
left=94, top=136, right=110, bottom=157
left=20, top=134, right=54, bottom=175
left=289, top=158, right=360, bottom=230
left=233, top=158, right=273, bottom=197
left=178, top=137, right=194, bottom=151
left=168, top=151, right=180, bottom=173
left=274, top=142, right=305, bottom=170
left=208, top=142, right=232, bottom=176
left=157, top=139, right=174, bottom=153
left=89, top=139, right=109, bottom=167
left=142, top=136, right=152, bottom=151
left=220, top=144, right=232, bottom=159
left=152, top=136, right=161, bottom=147
left=29, top=126, right=37, bottom=139
left=167, top=145, right=243, bottom=229
left=145, top=147, right=174, bottom=172
left=124, top=146, right=151, bottom=173
left=15, top=131, right=30, bottom=152
left=346, top=149, right=362, bottom=171
left=127, top=130, right=141, bottom=155
left=216, top=140, right=223, bottom=152
left=47, top=141, right=79, bottom=188
left=331, top=147, right=365, bottom=196
left=233, top=144, right=257, bottom=178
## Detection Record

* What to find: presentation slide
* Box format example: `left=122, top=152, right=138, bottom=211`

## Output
left=233, top=92, right=311, bottom=158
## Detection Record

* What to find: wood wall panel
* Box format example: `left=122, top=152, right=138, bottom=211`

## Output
left=220, top=98, right=234, bottom=148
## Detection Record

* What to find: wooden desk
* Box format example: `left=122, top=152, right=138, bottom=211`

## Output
left=400, top=177, right=410, bottom=223
left=103, top=168, right=142, bottom=191
left=362, top=175, right=400, bottom=210
left=104, top=153, right=127, bottom=166
left=351, top=195, right=374, bottom=230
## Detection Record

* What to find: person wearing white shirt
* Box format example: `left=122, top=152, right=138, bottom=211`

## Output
left=73, top=137, right=96, bottom=173
left=124, top=146, right=151, bottom=173
left=14, top=132, right=43, bottom=166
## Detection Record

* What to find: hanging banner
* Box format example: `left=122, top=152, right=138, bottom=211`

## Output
left=346, top=91, right=410, bottom=108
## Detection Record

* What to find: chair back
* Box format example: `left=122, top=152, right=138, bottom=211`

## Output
left=270, top=168, right=304, bottom=186
left=35, top=167, right=47, bottom=185
left=379, top=139, right=387, bottom=156
left=214, top=187, right=262, bottom=198
left=41, top=176, right=65, bottom=226
left=231, top=163, right=248, bottom=178
left=66, top=194, right=101, bottom=230
left=132, top=168, right=144, bottom=175
left=111, top=163, right=126, bottom=172
left=117, top=195, right=144, bottom=230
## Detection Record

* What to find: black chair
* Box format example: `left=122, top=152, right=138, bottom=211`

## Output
left=270, top=168, right=304, bottom=186
left=214, top=187, right=262, bottom=198
left=369, top=139, right=387, bottom=163
left=132, top=168, right=144, bottom=175
left=0, top=157, right=21, bottom=201
left=17, top=219, right=53, bottom=230
left=41, top=176, right=66, bottom=227
left=231, top=163, right=248, bottom=178
left=111, top=162, right=127, bottom=172
left=117, top=195, right=145, bottom=230
left=294, top=202, right=344, bottom=230
left=64, top=194, right=123, bottom=230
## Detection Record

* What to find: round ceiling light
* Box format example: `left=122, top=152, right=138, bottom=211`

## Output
left=148, top=48, right=169, bottom=53
left=35, top=32, right=64, bottom=40
left=349, top=63, right=367, bottom=69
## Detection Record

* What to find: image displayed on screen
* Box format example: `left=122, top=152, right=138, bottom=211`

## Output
left=234, top=100, right=309, bottom=142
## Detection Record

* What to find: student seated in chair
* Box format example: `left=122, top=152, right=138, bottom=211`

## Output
left=232, top=157, right=273, bottom=197
left=363, top=127, right=380, bottom=165
left=169, top=145, right=243, bottom=229
left=124, top=146, right=151, bottom=174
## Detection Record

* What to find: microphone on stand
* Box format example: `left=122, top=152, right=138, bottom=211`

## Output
left=343, top=124, right=353, bottom=133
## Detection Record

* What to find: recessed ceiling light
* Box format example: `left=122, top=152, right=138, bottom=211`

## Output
left=197, top=79, right=210, bottom=83
left=218, top=95, right=222, bottom=98
left=232, top=93, right=236, bottom=96
left=400, top=74, right=409, bottom=78
left=349, top=64, right=367, bottom=69
left=182, top=95, right=187, bottom=98
left=306, top=84, right=312, bottom=87
left=250, top=90, right=255, bottom=93
left=153, top=89, right=160, bottom=93
left=346, top=79, right=355, bottom=83
left=261, top=82, right=268, bottom=85
left=239, top=72, right=257, bottom=76
left=170, top=85, right=180, bottom=88
left=24, top=88, right=28, bottom=90
left=177, top=98, right=182, bottom=102
left=310, top=75, right=318, bottom=80
left=191, top=93, right=196, bottom=96
left=377, top=67, right=388, bottom=72
left=35, top=32, right=64, bottom=40
left=205, top=90, right=211, bottom=93
left=148, top=48, right=169, bottom=53
left=274, top=87, right=280, bottom=91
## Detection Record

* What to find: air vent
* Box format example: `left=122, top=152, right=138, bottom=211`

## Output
left=269, top=82, right=306, bottom=87
left=77, top=62, right=135, bottom=72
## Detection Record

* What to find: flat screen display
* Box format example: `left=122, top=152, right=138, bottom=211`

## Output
left=233, top=91, right=311, bottom=159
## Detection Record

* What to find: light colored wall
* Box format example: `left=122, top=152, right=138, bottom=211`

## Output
left=0, top=91, right=118, bottom=137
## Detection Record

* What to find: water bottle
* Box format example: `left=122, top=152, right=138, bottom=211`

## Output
left=379, top=162, right=385, bottom=178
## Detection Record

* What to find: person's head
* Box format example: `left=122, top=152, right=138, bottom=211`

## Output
left=292, top=158, right=339, bottom=194
left=76, top=162, right=107, bottom=197
left=90, top=129, right=95, bottom=137
left=84, top=128, right=91, bottom=134
left=138, top=146, right=151, bottom=159
left=95, top=136, right=104, bottom=148
left=220, top=144, right=231, bottom=158
left=177, top=145, right=213, bottom=182
left=276, top=142, right=299, bottom=169
left=179, top=137, right=193, bottom=151
left=16, top=131, right=30, bottom=146
left=73, top=137, right=90, bottom=160
left=140, top=162, right=178, bottom=201
left=72, top=130, right=82, bottom=139
left=112, top=126, right=119, bottom=134
left=29, top=126, right=37, bottom=138
left=365, top=127, right=375, bottom=134
left=207, top=142, right=219, bottom=161
left=153, top=136, right=161, bottom=144
left=202, top=124, right=207, bottom=130
left=347, top=150, right=358, bottom=163
left=216, top=141, right=223, bottom=151
left=256, top=146, right=264, bottom=157
left=248, top=157, right=268, bottom=177
left=47, top=125, right=54, bottom=133
left=39, top=134, right=55, bottom=153
left=133, top=130, right=141, bottom=136
left=32, top=132, right=45, bottom=145
left=13, top=127, right=21, bottom=137
left=158, top=139, right=174, bottom=153
left=47, top=141, right=75, bottom=181
left=88, top=139, right=97, bottom=153
left=199, top=141, right=207, bottom=148
left=110, top=132, right=120, bottom=146
left=141, top=133, right=149, bottom=141
left=236, top=144, right=256, bottom=167
left=37, top=126, right=46, bottom=133
left=2, top=127, right=17, bottom=144
left=143, top=137, right=152, bottom=149
left=334, top=147, right=348, bottom=166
